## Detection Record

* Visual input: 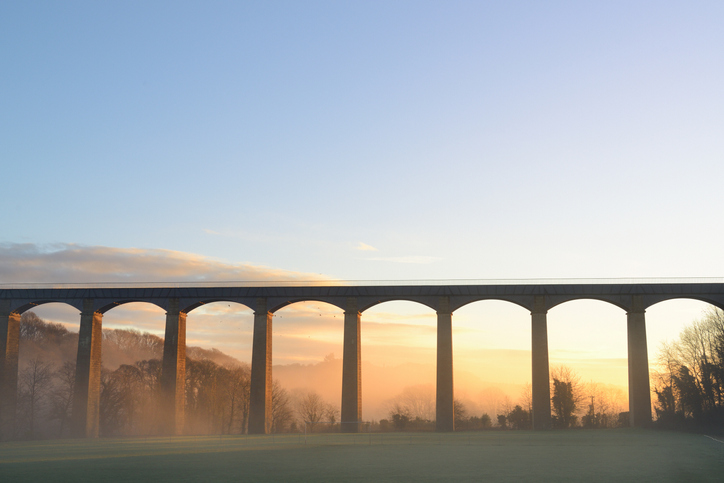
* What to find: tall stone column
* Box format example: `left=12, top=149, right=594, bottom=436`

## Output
left=71, top=299, right=103, bottom=438
left=627, top=295, right=652, bottom=427
left=160, top=298, right=187, bottom=435
left=249, top=298, right=272, bottom=434
left=0, top=301, right=20, bottom=441
left=436, top=296, right=454, bottom=432
left=531, top=296, right=552, bottom=430
left=341, top=297, right=361, bottom=433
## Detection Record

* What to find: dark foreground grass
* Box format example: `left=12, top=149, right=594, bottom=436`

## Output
left=1, top=429, right=722, bottom=482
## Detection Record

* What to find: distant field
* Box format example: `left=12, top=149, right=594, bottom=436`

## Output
left=1, top=429, right=722, bottom=482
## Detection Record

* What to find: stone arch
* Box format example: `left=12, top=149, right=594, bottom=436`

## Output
left=453, top=297, right=530, bottom=313
left=546, top=298, right=629, bottom=428
left=269, top=300, right=345, bottom=433
left=451, top=299, right=533, bottom=427
left=98, top=299, right=166, bottom=315
left=360, top=300, right=438, bottom=428
left=270, top=298, right=345, bottom=314
left=547, top=296, right=629, bottom=313
left=184, top=300, right=255, bottom=435
left=272, top=300, right=345, bottom=364
left=360, top=298, right=437, bottom=314
left=644, top=297, right=719, bottom=365
left=13, top=300, right=84, bottom=315
left=644, top=295, right=724, bottom=312
left=183, top=299, right=254, bottom=314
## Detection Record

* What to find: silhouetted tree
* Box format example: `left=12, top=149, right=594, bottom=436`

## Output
left=296, top=391, right=326, bottom=432
left=507, top=405, right=531, bottom=430
left=17, top=358, right=53, bottom=438
left=49, top=361, right=75, bottom=437
left=497, top=414, right=507, bottom=429
left=271, top=380, right=294, bottom=433
left=550, top=366, right=582, bottom=429
left=652, top=307, right=724, bottom=431
left=480, top=413, right=492, bottom=428
left=220, top=365, right=250, bottom=434
left=552, top=379, right=577, bottom=428
left=454, top=399, right=467, bottom=428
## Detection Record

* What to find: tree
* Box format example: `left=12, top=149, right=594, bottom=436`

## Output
left=296, top=391, right=326, bottom=432
left=480, top=413, right=492, bottom=429
left=550, top=366, right=582, bottom=429
left=454, top=399, right=468, bottom=428
left=99, top=368, right=125, bottom=436
left=18, top=358, right=54, bottom=438
left=520, top=383, right=533, bottom=414
left=652, top=307, right=724, bottom=431
left=271, top=380, right=294, bottom=433
left=388, top=402, right=410, bottom=431
left=220, top=365, right=250, bottom=434
left=507, top=405, right=531, bottom=430
left=398, top=385, right=435, bottom=421
left=581, top=396, right=599, bottom=429
left=324, top=403, right=340, bottom=427
left=496, top=414, right=507, bottom=429
left=49, top=361, right=75, bottom=437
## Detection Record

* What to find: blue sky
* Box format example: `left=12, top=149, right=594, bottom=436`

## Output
left=2, top=2, right=723, bottom=397
left=3, top=1, right=723, bottom=280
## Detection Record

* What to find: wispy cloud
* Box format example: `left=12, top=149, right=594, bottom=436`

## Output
left=355, top=242, right=378, bottom=251
left=203, top=228, right=220, bottom=235
left=0, top=243, right=334, bottom=284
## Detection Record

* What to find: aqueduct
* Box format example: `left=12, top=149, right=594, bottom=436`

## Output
left=2, top=279, right=723, bottom=439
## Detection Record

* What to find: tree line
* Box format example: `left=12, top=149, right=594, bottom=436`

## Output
left=383, top=369, right=628, bottom=431
left=12, top=313, right=339, bottom=439
left=652, top=307, right=724, bottom=432
left=15, top=307, right=723, bottom=438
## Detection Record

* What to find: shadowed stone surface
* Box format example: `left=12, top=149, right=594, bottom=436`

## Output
left=341, top=298, right=361, bottom=433
left=71, top=299, right=103, bottom=438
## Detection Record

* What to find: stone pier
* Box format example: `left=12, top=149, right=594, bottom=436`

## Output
left=160, top=298, right=187, bottom=435
left=0, top=301, right=20, bottom=440
left=627, top=295, right=652, bottom=427
left=531, top=296, right=552, bottom=430
left=435, top=296, right=454, bottom=432
left=249, top=298, right=272, bottom=434
left=71, top=299, right=103, bottom=438
left=341, top=297, right=361, bottom=433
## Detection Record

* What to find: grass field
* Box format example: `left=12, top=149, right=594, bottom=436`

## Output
left=1, top=429, right=722, bottom=482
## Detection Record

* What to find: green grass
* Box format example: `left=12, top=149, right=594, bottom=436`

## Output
left=1, top=429, right=722, bottom=482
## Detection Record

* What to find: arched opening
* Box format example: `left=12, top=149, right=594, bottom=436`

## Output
left=184, top=301, right=254, bottom=435
left=452, top=300, right=531, bottom=429
left=17, top=302, right=81, bottom=366
left=101, top=302, right=167, bottom=370
left=547, top=299, right=628, bottom=429
left=272, top=301, right=344, bottom=433
left=98, top=302, right=167, bottom=437
left=13, top=302, right=80, bottom=439
left=361, top=300, right=437, bottom=431
left=644, top=298, right=722, bottom=427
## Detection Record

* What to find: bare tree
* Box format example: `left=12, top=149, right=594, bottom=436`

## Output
left=519, top=383, right=533, bottom=414
left=389, top=384, right=435, bottom=421
left=49, top=361, right=75, bottom=437
left=271, top=380, right=294, bottom=433
left=296, top=391, right=326, bottom=432
left=324, top=403, right=340, bottom=427
left=221, top=365, right=250, bottom=434
left=18, top=358, right=54, bottom=438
